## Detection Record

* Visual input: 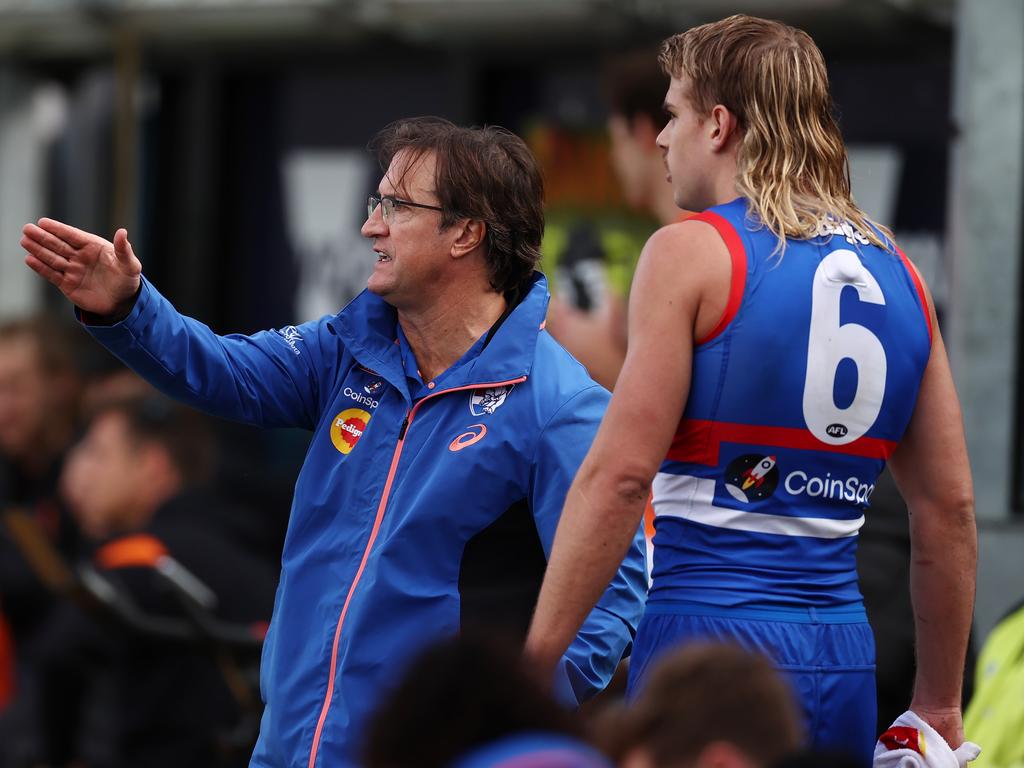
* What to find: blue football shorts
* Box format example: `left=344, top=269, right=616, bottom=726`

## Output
left=627, top=603, right=877, bottom=766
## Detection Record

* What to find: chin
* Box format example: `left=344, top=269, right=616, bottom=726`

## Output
left=365, top=273, right=391, bottom=297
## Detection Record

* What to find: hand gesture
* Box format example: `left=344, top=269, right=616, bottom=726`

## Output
left=21, top=218, right=142, bottom=317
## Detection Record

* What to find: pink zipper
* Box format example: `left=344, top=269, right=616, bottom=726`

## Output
left=306, top=375, right=526, bottom=767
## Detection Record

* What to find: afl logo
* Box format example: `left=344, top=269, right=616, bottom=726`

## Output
left=825, top=423, right=848, bottom=439
left=330, top=408, right=371, bottom=455
left=724, top=454, right=780, bottom=504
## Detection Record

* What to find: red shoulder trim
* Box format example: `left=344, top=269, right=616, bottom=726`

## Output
left=690, top=211, right=747, bottom=345
left=95, top=534, right=168, bottom=570
left=895, top=245, right=933, bottom=345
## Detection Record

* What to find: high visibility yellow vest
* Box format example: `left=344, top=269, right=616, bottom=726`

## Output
left=965, top=602, right=1024, bottom=767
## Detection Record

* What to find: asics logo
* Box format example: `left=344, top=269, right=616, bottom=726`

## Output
left=449, top=424, right=487, bottom=452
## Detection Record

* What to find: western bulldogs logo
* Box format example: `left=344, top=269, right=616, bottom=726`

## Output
left=469, top=385, right=514, bottom=416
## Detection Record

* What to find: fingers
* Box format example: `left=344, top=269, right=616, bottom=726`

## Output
left=20, top=229, right=69, bottom=273
left=36, top=217, right=94, bottom=248
left=22, top=222, right=77, bottom=258
left=24, top=252, right=65, bottom=287
left=112, top=228, right=135, bottom=265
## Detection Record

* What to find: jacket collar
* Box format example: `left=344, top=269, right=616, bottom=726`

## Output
left=329, top=272, right=549, bottom=399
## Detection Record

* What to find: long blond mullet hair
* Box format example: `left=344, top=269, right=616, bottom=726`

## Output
left=659, top=15, right=892, bottom=253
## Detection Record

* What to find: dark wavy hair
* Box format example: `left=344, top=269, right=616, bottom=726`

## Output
left=370, top=116, right=545, bottom=298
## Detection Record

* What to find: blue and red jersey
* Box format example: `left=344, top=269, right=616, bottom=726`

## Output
left=650, top=197, right=932, bottom=610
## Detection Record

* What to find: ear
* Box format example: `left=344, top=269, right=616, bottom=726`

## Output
left=450, top=219, right=487, bottom=260
left=708, top=104, right=741, bottom=153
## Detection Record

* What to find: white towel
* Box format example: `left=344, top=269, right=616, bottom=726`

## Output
left=873, top=711, right=981, bottom=768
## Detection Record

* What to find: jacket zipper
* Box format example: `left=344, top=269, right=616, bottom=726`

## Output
left=306, top=375, right=525, bottom=767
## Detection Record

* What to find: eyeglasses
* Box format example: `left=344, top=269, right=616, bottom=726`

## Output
left=367, top=194, right=444, bottom=224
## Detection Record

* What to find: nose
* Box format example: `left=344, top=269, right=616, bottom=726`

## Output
left=361, top=205, right=387, bottom=238
left=656, top=124, right=669, bottom=152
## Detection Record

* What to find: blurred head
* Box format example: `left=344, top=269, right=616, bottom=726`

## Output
left=62, top=395, right=214, bottom=539
left=0, top=317, right=81, bottom=468
left=607, top=643, right=803, bottom=768
left=604, top=50, right=672, bottom=211
left=658, top=15, right=888, bottom=249
left=362, top=117, right=544, bottom=308
left=363, top=633, right=580, bottom=768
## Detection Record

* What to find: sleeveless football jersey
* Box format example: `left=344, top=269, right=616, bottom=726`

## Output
left=650, top=197, right=932, bottom=609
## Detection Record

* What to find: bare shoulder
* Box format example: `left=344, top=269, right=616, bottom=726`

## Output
left=643, top=217, right=729, bottom=260
left=633, top=217, right=733, bottom=338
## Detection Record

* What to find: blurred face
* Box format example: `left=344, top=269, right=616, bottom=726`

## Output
left=656, top=75, right=713, bottom=211
left=0, top=336, right=48, bottom=461
left=608, top=114, right=650, bottom=209
left=360, top=149, right=456, bottom=311
left=62, top=411, right=145, bottom=539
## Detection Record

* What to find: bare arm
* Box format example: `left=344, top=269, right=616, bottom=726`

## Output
left=21, top=219, right=141, bottom=318
left=526, top=221, right=731, bottom=673
left=888, top=276, right=976, bottom=748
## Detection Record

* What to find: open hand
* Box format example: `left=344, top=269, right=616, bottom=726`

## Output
left=21, top=218, right=142, bottom=317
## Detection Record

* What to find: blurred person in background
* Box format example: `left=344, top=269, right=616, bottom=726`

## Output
left=547, top=51, right=695, bottom=588
left=603, top=643, right=802, bottom=768
left=546, top=50, right=691, bottom=392
left=21, top=116, right=647, bottom=768
left=962, top=597, right=1024, bottom=767
left=35, top=393, right=276, bottom=768
left=528, top=14, right=975, bottom=765
left=363, top=634, right=611, bottom=768
left=0, top=316, right=85, bottom=767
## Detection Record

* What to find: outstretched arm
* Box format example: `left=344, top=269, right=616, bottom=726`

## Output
left=22, top=219, right=141, bottom=318
left=21, top=218, right=326, bottom=430
left=526, top=221, right=731, bottom=675
left=888, top=276, right=976, bottom=749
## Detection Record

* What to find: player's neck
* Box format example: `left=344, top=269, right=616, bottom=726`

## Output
left=398, top=287, right=507, bottom=384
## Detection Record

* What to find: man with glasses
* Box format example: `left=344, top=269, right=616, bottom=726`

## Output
left=21, top=116, right=646, bottom=768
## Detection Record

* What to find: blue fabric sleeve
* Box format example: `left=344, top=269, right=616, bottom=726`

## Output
left=529, top=384, right=648, bottom=706
left=80, top=277, right=330, bottom=430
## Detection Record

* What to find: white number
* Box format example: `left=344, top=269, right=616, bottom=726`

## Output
left=802, top=249, right=887, bottom=445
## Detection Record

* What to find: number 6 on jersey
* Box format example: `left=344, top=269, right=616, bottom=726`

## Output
left=803, top=249, right=887, bottom=445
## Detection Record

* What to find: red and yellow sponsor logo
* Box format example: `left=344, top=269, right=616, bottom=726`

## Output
left=330, top=408, right=372, bottom=455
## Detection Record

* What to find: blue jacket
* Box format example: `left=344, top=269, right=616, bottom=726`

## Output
left=84, top=272, right=647, bottom=768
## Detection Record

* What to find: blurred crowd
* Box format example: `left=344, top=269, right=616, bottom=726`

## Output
left=0, top=315, right=283, bottom=767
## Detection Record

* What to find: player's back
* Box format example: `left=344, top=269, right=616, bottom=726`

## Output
left=650, top=197, right=932, bottom=610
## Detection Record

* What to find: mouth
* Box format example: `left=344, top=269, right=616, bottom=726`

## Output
left=374, top=249, right=392, bottom=264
